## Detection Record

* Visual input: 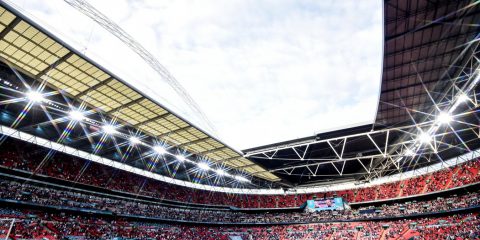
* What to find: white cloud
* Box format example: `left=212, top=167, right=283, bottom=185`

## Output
left=13, top=0, right=382, bottom=150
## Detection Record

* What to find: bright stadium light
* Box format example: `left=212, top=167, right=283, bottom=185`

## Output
left=458, top=93, right=469, bottom=103
left=437, top=112, right=452, bottom=125
left=176, top=155, right=186, bottom=161
left=26, top=91, right=45, bottom=103
left=153, top=146, right=166, bottom=154
left=68, top=110, right=84, bottom=121
left=404, top=148, right=415, bottom=156
left=235, top=175, right=249, bottom=182
left=129, top=136, right=141, bottom=145
left=215, top=168, right=226, bottom=176
left=418, top=132, right=432, bottom=144
left=102, top=124, right=118, bottom=134
left=198, top=162, right=210, bottom=171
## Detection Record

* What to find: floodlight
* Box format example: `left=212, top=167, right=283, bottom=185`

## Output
left=404, top=148, right=415, bottom=156
left=129, top=136, right=141, bottom=145
left=68, top=110, right=84, bottom=121
left=26, top=91, right=45, bottom=103
left=215, top=168, right=226, bottom=176
left=198, top=162, right=210, bottom=170
left=235, top=175, right=249, bottom=182
left=458, top=94, right=469, bottom=103
left=437, top=112, right=452, bottom=124
left=153, top=146, right=166, bottom=154
left=418, top=132, right=432, bottom=144
left=102, top=125, right=117, bottom=134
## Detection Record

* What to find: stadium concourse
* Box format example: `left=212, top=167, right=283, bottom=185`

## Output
left=0, top=0, right=480, bottom=240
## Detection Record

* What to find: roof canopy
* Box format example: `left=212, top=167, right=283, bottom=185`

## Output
left=0, top=3, right=279, bottom=182
left=244, top=0, right=480, bottom=187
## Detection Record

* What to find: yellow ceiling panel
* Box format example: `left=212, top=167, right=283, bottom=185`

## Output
left=225, top=161, right=241, bottom=168
left=13, top=21, right=29, bottom=33
left=0, top=9, right=14, bottom=25
left=196, top=141, right=215, bottom=150
left=176, top=131, right=196, bottom=141
left=11, top=35, right=26, bottom=47
left=187, top=145, right=207, bottom=152
left=206, top=139, right=223, bottom=149
left=190, top=130, right=207, bottom=139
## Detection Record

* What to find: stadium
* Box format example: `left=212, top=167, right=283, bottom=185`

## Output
left=0, top=0, right=479, bottom=239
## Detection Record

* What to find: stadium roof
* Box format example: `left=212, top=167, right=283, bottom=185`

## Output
left=244, top=0, right=480, bottom=187
left=0, top=2, right=279, bottom=183
left=376, top=0, right=480, bottom=127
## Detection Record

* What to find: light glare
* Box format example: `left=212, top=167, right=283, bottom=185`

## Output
left=198, top=162, right=210, bottom=170
left=129, top=136, right=141, bottom=145
left=418, top=132, right=432, bottom=144
left=176, top=155, right=186, bottom=161
left=26, top=91, right=45, bottom=103
left=404, top=148, right=415, bottom=156
left=154, top=146, right=166, bottom=154
left=215, top=169, right=226, bottom=175
left=102, top=125, right=117, bottom=134
left=437, top=112, right=452, bottom=124
left=68, top=110, right=84, bottom=121
left=458, top=94, right=469, bottom=103
left=235, top=175, right=249, bottom=182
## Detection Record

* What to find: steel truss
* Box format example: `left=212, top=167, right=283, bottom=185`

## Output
left=244, top=66, right=480, bottom=181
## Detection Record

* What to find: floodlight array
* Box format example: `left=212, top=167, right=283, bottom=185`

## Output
left=19, top=89, right=251, bottom=183
left=399, top=69, right=480, bottom=163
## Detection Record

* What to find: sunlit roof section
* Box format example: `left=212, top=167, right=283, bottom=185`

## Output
left=0, top=4, right=279, bottom=182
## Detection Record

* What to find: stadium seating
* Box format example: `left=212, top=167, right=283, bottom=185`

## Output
left=0, top=176, right=479, bottom=224
left=1, top=138, right=480, bottom=209
left=0, top=208, right=478, bottom=240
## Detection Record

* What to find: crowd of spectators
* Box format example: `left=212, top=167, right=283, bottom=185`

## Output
left=0, top=208, right=478, bottom=240
left=0, top=138, right=479, bottom=209
left=1, top=177, right=479, bottom=224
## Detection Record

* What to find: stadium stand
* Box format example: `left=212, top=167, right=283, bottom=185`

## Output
left=1, top=175, right=480, bottom=223
left=0, top=209, right=478, bottom=239
left=1, top=138, right=480, bottom=209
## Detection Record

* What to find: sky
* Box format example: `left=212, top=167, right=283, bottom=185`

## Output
left=11, top=0, right=383, bottom=150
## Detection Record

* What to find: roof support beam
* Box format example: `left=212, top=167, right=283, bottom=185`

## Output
left=157, top=126, right=192, bottom=138
left=133, top=112, right=171, bottom=127
left=197, top=146, right=228, bottom=156
left=0, top=17, right=20, bottom=39
left=244, top=122, right=427, bottom=157
left=236, top=163, right=258, bottom=170
left=384, top=1, right=447, bottom=25
left=382, top=65, right=456, bottom=93
left=35, top=52, right=74, bottom=79
left=385, top=30, right=475, bottom=59
left=106, top=96, right=145, bottom=114
left=216, top=156, right=243, bottom=164
left=75, top=77, right=114, bottom=98
left=173, top=136, right=209, bottom=149
left=385, top=2, right=478, bottom=42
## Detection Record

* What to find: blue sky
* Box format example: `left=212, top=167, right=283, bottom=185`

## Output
left=13, top=0, right=383, bottom=150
